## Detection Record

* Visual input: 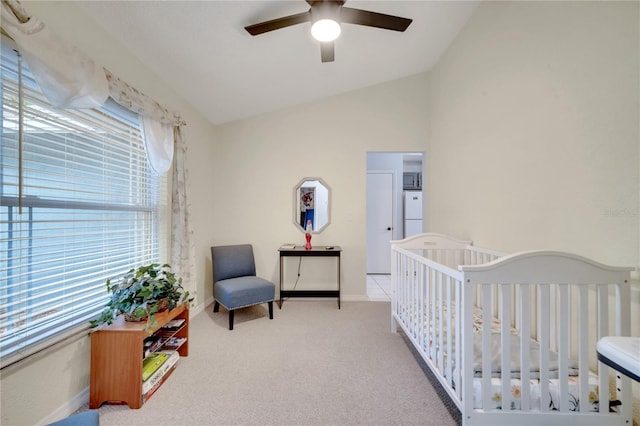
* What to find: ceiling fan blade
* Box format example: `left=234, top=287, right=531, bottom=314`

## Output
left=245, top=11, right=311, bottom=36
left=320, top=41, right=335, bottom=63
left=341, top=7, right=412, bottom=32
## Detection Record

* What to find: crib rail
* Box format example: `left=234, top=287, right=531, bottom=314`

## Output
left=390, top=234, right=634, bottom=426
left=461, top=251, right=632, bottom=425
left=391, top=233, right=503, bottom=409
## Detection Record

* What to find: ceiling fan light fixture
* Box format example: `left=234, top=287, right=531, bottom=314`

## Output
left=311, top=19, right=341, bottom=42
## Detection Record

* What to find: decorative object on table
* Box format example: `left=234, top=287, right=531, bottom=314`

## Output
left=305, top=219, right=313, bottom=250
left=90, top=263, right=193, bottom=331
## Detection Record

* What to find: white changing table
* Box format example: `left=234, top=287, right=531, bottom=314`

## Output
left=597, top=336, right=640, bottom=382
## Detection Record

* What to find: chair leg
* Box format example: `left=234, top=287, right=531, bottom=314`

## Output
left=268, top=301, right=273, bottom=320
left=228, top=310, right=234, bottom=330
left=213, top=301, right=220, bottom=313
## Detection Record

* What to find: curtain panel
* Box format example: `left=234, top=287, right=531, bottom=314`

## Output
left=0, top=0, right=196, bottom=292
left=105, top=68, right=185, bottom=174
left=0, top=0, right=108, bottom=109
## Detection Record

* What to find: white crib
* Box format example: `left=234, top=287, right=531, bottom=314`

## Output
left=391, top=233, right=633, bottom=426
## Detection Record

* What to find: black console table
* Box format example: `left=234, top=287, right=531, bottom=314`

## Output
left=278, top=245, right=342, bottom=309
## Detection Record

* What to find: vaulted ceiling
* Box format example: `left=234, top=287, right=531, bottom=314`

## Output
left=77, top=1, right=478, bottom=125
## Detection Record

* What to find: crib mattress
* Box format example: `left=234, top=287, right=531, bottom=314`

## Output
left=472, top=372, right=601, bottom=412
left=399, top=304, right=604, bottom=412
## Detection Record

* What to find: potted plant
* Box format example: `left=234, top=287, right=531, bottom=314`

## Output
left=90, top=263, right=193, bottom=330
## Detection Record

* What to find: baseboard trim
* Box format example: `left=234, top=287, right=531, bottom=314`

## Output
left=37, top=386, right=89, bottom=426
left=341, top=294, right=372, bottom=302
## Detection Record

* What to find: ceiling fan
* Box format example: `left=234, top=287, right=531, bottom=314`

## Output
left=244, top=0, right=413, bottom=63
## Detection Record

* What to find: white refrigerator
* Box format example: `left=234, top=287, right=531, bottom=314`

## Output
left=403, top=191, right=423, bottom=238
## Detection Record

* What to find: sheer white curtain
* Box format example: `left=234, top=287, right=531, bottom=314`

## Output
left=105, top=69, right=184, bottom=173
left=0, top=0, right=196, bottom=290
left=105, top=69, right=195, bottom=284
left=0, top=0, right=108, bottom=109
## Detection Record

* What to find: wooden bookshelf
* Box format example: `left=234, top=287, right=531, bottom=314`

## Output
left=89, top=304, right=189, bottom=409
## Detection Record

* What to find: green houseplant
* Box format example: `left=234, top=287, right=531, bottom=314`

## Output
left=90, top=263, right=192, bottom=330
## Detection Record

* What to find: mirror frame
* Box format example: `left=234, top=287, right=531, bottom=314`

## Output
left=292, top=177, right=331, bottom=234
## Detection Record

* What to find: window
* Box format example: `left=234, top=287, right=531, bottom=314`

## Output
left=0, top=43, right=168, bottom=367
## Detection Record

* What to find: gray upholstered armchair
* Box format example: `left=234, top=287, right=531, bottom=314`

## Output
left=211, top=244, right=275, bottom=330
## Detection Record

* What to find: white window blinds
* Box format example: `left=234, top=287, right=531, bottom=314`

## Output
left=0, top=43, right=167, bottom=367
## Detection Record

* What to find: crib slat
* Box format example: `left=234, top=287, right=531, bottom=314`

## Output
left=558, top=284, right=569, bottom=411
left=550, top=286, right=557, bottom=352
left=463, top=277, right=475, bottom=419
left=445, top=274, right=453, bottom=387
left=520, top=283, right=531, bottom=412
left=437, top=271, right=444, bottom=373
left=455, top=277, right=462, bottom=401
left=398, top=254, right=405, bottom=325
left=500, top=284, right=511, bottom=411
left=419, top=261, right=424, bottom=346
left=430, top=268, right=436, bottom=361
left=418, top=262, right=424, bottom=351
left=597, top=284, right=609, bottom=415
left=578, top=286, right=589, bottom=414
left=538, top=284, right=550, bottom=411
left=482, top=284, right=492, bottom=410
left=616, top=281, right=632, bottom=422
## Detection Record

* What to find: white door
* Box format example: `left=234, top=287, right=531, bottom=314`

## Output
left=367, top=172, right=393, bottom=273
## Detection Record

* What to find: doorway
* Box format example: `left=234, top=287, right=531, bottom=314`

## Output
left=366, top=152, right=424, bottom=299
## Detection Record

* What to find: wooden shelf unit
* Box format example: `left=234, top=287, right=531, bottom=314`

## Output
left=90, top=304, right=189, bottom=409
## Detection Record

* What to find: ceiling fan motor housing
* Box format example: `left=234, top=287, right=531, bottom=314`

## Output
left=310, top=1, right=342, bottom=24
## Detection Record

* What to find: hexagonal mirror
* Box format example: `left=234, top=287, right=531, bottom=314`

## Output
left=293, top=177, right=331, bottom=233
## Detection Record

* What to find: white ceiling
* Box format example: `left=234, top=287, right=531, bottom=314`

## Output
left=76, top=1, right=478, bottom=126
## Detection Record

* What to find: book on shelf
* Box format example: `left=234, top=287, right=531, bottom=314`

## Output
left=161, top=319, right=185, bottom=330
left=143, top=337, right=163, bottom=357
left=142, top=365, right=177, bottom=403
left=280, top=243, right=296, bottom=250
left=142, top=351, right=170, bottom=382
left=142, top=350, right=180, bottom=395
left=162, top=336, right=187, bottom=350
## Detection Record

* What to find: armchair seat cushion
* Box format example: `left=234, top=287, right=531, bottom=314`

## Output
left=214, top=276, right=275, bottom=310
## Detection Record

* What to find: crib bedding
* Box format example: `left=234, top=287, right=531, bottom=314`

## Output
left=403, top=301, right=609, bottom=415
left=471, top=372, right=601, bottom=411
left=406, top=301, right=580, bottom=373
left=403, top=303, right=581, bottom=379
left=406, top=307, right=598, bottom=412
left=470, top=332, right=579, bottom=379
left=401, top=303, right=603, bottom=412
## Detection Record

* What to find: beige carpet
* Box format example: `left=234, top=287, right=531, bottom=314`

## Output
left=92, top=301, right=460, bottom=425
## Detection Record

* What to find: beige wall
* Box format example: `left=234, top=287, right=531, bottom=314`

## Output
left=426, top=1, right=639, bottom=420
left=426, top=0, right=639, bottom=268
left=210, top=73, right=429, bottom=301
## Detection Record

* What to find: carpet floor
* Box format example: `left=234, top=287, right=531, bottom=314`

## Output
left=91, top=300, right=460, bottom=425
